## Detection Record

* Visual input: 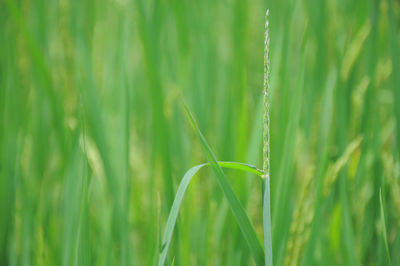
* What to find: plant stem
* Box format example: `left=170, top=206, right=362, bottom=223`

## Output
left=262, top=9, right=273, bottom=266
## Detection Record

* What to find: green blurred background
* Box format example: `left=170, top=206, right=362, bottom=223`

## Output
left=1, top=0, right=400, bottom=265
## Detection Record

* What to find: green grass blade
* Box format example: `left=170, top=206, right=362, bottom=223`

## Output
left=379, top=189, right=392, bottom=266
left=158, top=164, right=205, bottom=266
left=158, top=161, right=263, bottom=266
left=217, top=162, right=263, bottom=177
left=183, top=101, right=265, bottom=266
left=387, top=0, right=400, bottom=159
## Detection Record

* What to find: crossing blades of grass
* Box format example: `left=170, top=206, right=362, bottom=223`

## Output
left=158, top=161, right=263, bottom=266
left=181, top=101, right=265, bottom=265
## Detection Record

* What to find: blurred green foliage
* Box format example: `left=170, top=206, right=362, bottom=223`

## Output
left=1, top=0, right=400, bottom=265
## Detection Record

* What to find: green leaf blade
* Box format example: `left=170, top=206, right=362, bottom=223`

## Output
left=158, top=161, right=264, bottom=266
left=158, top=163, right=206, bottom=266
left=183, top=102, right=265, bottom=266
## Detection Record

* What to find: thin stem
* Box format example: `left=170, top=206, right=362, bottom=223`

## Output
left=262, top=9, right=273, bottom=266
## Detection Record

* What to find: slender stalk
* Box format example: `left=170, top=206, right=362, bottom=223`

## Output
left=262, top=9, right=273, bottom=266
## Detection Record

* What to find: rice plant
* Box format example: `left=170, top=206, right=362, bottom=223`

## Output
left=158, top=10, right=273, bottom=266
left=1, top=0, right=400, bottom=265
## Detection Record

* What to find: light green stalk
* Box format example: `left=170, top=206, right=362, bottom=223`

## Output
left=262, top=9, right=273, bottom=266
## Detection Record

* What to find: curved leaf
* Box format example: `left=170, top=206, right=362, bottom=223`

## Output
left=182, top=101, right=265, bottom=266
left=158, top=161, right=263, bottom=266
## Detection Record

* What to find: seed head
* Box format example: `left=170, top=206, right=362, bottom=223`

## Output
left=263, top=9, right=271, bottom=180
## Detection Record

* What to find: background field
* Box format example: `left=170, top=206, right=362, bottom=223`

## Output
left=1, top=0, right=400, bottom=265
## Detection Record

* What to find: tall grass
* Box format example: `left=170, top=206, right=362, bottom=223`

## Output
left=1, top=0, right=400, bottom=265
